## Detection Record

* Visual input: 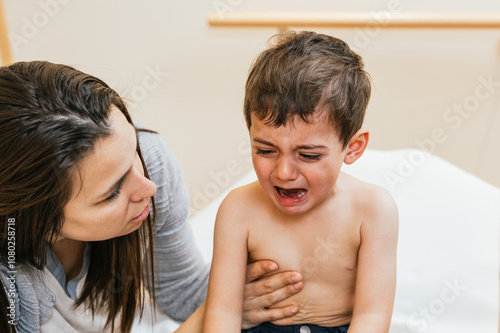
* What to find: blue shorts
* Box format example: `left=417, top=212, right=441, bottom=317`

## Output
left=242, top=322, right=350, bottom=333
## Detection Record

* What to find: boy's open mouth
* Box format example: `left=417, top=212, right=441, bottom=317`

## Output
left=275, top=186, right=307, bottom=199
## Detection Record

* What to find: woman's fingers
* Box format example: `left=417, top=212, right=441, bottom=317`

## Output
left=242, top=262, right=303, bottom=328
left=242, top=304, right=300, bottom=330
left=244, top=270, right=303, bottom=298
left=245, top=259, right=279, bottom=282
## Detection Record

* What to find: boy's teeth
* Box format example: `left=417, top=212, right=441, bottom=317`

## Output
left=278, top=187, right=306, bottom=198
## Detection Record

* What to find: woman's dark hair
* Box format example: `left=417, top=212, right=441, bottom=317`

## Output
left=244, top=31, right=371, bottom=149
left=0, top=61, right=156, bottom=332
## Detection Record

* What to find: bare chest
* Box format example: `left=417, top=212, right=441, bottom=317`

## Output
left=247, top=215, right=360, bottom=282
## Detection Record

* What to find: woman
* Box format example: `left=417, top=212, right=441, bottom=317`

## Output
left=0, top=61, right=303, bottom=332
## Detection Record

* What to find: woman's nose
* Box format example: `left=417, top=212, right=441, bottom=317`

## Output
left=130, top=156, right=157, bottom=202
left=130, top=172, right=157, bottom=202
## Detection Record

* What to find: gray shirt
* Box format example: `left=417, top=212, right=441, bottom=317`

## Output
left=0, top=129, right=210, bottom=332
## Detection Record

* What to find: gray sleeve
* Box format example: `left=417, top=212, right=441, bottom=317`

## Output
left=137, top=129, right=210, bottom=322
left=0, top=262, right=55, bottom=332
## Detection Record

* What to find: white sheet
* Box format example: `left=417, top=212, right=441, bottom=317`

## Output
left=136, top=149, right=500, bottom=332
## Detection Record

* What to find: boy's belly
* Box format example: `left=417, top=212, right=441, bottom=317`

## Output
left=265, top=276, right=355, bottom=327
left=246, top=207, right=361, bottom=327
left=247, top=230, right=359, bottom=327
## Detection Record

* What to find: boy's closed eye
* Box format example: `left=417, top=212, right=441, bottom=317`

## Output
left=300, top=153, right=321, bottom=161
left=256, top=148, right=275, bottom=155
left=256, top=148, right=322, bottom=161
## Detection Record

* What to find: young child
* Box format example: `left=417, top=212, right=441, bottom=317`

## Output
left=203, top=31, right=398, bottom=333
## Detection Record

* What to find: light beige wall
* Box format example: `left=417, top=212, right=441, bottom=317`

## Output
left=3, top=0, right=500, bottom=214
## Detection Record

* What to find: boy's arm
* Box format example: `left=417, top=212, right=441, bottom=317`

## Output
left=175, top=301, right=206, bottom=332
left=203, top=191, right=250, bottom=332
left=348, top=188, right=399, bottom=333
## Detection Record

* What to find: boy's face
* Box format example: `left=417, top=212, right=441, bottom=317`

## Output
left=249, top=113, right=347, bottom=216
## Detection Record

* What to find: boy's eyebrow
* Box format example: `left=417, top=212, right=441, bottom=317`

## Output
left=253, top=138, right=275, bottom=146
left=253, top=138, right=327, bottom=150
left=296, top=144, right=328, bottom=150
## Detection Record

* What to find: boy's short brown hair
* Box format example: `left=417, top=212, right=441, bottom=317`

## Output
left=244, top=31, right=371, bottom=149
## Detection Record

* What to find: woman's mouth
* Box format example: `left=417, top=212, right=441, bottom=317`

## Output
left=130, top=203, right=150, bottom=224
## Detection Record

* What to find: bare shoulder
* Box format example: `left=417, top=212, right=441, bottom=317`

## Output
left=219, top=181, right=263, bottom=209
left=340, top=172, right=398, bottom=230
left=216, top=181, right=264, bottom=224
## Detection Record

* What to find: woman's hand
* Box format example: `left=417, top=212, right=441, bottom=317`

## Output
left=242, top=260, right=303, bottom=329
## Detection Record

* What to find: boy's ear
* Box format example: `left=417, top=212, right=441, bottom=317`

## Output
left=344, top=128, right=369, bottom=165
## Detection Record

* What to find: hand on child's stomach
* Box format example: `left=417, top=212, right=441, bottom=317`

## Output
left=242, top=260, right=303, bottom=329
left=248, top=258, right=355, bottom=327
left=267, top=280, right=354, bottom=327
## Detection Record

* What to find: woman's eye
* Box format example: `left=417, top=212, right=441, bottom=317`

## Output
left=300, top=153, right=321, bottom=161
left=256, top=148, right=274, bottom=155
left=105, top=182, right=123, bottom=203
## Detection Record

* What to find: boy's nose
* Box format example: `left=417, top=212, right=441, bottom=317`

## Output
left=274, top=156, right=298, bottom=181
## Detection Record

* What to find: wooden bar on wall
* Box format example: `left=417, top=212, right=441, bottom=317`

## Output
left=208, top=12, right=500, bottom=30
left=0, top=0, right=13, bottom=65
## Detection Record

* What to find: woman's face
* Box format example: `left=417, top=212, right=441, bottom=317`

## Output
left=60, top=106, right=157, bottom=242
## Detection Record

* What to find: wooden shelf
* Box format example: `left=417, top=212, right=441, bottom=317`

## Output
left=208, top=12, right=500, bottom=30
left=0, top=0, right=12, bottom=65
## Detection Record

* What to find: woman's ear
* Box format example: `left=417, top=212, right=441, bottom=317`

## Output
left=344, top=128, right=369, bottom=165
